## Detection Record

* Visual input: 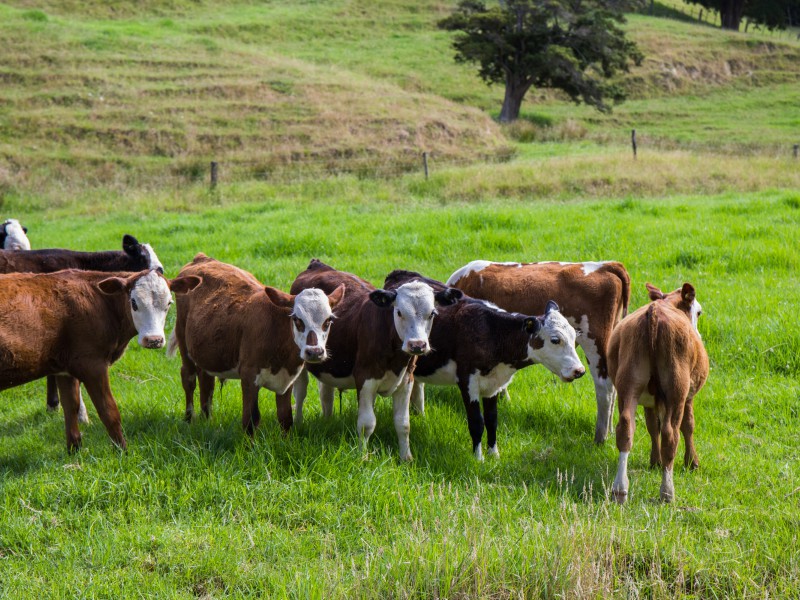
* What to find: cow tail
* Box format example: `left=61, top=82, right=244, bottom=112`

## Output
left=645, top=303, right=665, bottom=403
left=166, top=330, right=179, bottom=358
left=603, top=262, right=631, bottom=319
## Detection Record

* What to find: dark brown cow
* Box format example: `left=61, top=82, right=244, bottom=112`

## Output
left=446, top=260, right=630, bottom=443
left=166, top=254, right=345, bottom=435
left=0, top=269, right=199, bottom=451
left=0, top=233, right=164, bottom=419
left=290, top=259, right=462, bottom=461
left=607, top=283, right=708, bottom=504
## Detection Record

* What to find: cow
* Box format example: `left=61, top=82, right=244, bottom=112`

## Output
left=1, top=219, right=30, bottom=251
left=446, top=260, right=631, bottom=444
left=166, top=254, right=346, bottom=436
left=290, top=259, right=462, bottom=461
left=0, top=233, right=164, bottom=421
left=0, top=269, right=200, bottom=451
left=384, top=270, right=586, bottom=460
left=607, top=283, right=708, bottom=504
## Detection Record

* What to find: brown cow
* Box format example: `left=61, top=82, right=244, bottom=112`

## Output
left=0, top=269, right=200, bottom=451
left=166, top=254, right=345, bottom=435
left=446, top=260, right=630, bottom=443
left=607, top=283, right=708, bottom=504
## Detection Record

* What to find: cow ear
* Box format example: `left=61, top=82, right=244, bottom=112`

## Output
left=98, top=276, right=128, bottom=295
left=646, top=283, right=664, bottom=301
left=122, top=234, right=140, bottom=256
left=264, top=286, right=295, bottom=313
left=680, top=283, right=696, bottom=305
left=545, top=300, right=559, bottom=315
left=369, top=289, right=397, bottom=308
left=434, top=287, right=463, bottom=307
left=22, top=227, right=28, bottom=234
left=170, top=275, right=201, bottom=295
left=524, top=317, right=542, bottom=335
left=327, top=283, right=346, bottom=309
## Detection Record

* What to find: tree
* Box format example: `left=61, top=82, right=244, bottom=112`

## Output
left=438, top=0, right=643, bottom=122
left=685, top=0, right=797, bottom=30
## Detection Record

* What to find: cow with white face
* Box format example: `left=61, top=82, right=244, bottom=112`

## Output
left=167, top=254, right=344, bottom=435
left=290, top=259, right=462, bottom=461
left=1, top=219, right=31, bottom=251
left=0, top=268, right=200, bottom=451
left=385, top=270, right=585, bottom=459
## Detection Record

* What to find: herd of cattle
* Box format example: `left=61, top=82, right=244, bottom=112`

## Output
left=0, top=218, right=708, bottom=503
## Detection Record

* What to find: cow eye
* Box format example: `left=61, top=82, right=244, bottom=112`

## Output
left=428, top=311, right=436, bottom=320
left=550, top=336, right=561, bottom=345
left=293, top=317, right=305, bottom=332
left=323, top=318, right=332, bottom=331
left=131, top=298, right=138, bottom=312
left=396, top=311, right=403, bottom=319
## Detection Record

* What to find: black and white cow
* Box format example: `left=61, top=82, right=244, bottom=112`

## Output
left=384, top=270, right=585, bottom=459
left=1, top=219, right=30, bottom=251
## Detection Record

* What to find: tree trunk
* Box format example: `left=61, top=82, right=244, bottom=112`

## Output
left=719, top=0, right=745, bottom=30
left=499, top=78, right=530, bottom=123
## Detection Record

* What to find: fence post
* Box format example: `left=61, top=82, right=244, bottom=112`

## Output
left=210, top=161, right=218, bottom=189
left=794, top=144, right=799, bottom=159
left=631, top=129, right=637, bottom=159
left=422, top=152, right=429, bottom=179
left=698, top=9, right=703, bottom=21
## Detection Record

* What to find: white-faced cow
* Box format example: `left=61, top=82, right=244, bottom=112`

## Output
left=1, top=219, right=30, bottom=251
left=607, top=283, right=708, bottom=504
left=166, top=254, right=345, bottom=435
left=384, top=270, right=585, bottom=460
left=0, top=269, right=199, bottom=451
left=447, top=260, right=630, bottom=444
left=0, top=234, right=164, bottom=421
left=290, top=259, right=462, bottom=461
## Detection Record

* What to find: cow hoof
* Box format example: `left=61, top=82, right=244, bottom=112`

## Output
left=486, top=445, right=500, bottom=459
left=400, top=452, right=414, bottom=462
left=612, top=489, right=628, bottom=505
left=47, top=404, right=59, bottom=413
left=473, top=446, right=484, bottom=462
left=659, top=489, right=675, bottom=503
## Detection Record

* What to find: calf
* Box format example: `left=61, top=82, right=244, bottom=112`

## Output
left=607, top=283, right=708, bottom=504
left=447, top=260, right=630, bottom=444
left=0, top=233, right=164, bottom=420
left=0, top=269, right=199, bottom=451
left=290, top=259, right=462, bottom=461
left=1, top=219, right=30, bottom=251
left=385, top=270, right=585, bottom=460
left=166, top=254, right=345, bottom=435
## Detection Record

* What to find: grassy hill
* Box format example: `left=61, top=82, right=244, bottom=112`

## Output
left=1, top=0, right=799, bottom=201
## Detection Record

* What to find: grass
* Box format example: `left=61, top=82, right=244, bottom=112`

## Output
left=1, top=188, right=799, bottom=597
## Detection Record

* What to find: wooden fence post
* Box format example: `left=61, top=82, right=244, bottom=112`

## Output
left=210, top=161, right=219, bottom=189
left=631, top=129, right=637, bottom=159
left=422, top=152, right=429, bottom=179
left=794, top=144, right=799, bottom=159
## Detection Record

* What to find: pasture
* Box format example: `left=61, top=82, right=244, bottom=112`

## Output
left=1, top=186, right=799, bottom=597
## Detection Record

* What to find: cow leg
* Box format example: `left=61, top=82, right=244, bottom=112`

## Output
left=56, top=375, right=82, bottom=452
left=581, top=336, right=616, bottom=444
left=458, top=379, right=484, bottom=461
left=410, top=381, right=424, bottom=414
left=356, top=380, right=378, bottom=455
left=483, top=394, right=500, bottom=458
left=319, top=381, right=335, bottom=418
left=391, top=374, right=413, bottom=462
left=659, top=377, right=689, bottom=503
left=292, top=368, right=308, bottom=425
left=180, top=359, right=198, bottom=422
left=681, top=395, right=699, bottom=470
left=240, top=374, right=261, bottom=436
left=612, top=388, right=641, bottom=504
left=46, top=375, right=60, bottom=412
left=197, top=370, right=215, bottom=419
left=275, top=389, right=293, bottom=434
left=644, top=407, right=661, bottom=468
left=76, top=390, right=89, bottom=424
left=80, top=367, right=126, bottom=450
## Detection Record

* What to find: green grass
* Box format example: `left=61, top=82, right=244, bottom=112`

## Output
left=1, top=188, right=799, bottom=597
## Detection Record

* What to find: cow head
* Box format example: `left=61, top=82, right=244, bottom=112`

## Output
left=264, top=283, right=346, bottom=363
left=98, top=270, right=201, bottom=349
left=1, top=219, right=31, bottom=251
left=370, top=281, right=462, bottom=356
left=122, top=234, right=164, bottom=274
left=646, top=282, right=702, bottom=331
left=524, top=301, right=585, bottom=382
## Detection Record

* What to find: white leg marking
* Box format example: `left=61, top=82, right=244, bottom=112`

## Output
left=612, top=451, right=630, bottom=504
left=594, top=376, right=616, bottom=443
left=357, top=380, right=379, bottom=453
left=292, top=368, right=309, bottom=426
left=319, top=381, right=335, bottom=417
left=410, top=381, right=424, bottom=414
left=474, top=444, right=484, bottom=462
left=77, top=390, right=90, bottom=424
left=486, top=444, right=499, bottom=458
left=660, top=466, right=675, bottom=503
left=392, top=375, right=414, bottom=461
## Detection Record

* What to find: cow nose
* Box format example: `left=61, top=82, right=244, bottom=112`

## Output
left=142, top=335, right=165, bottom=349
left=572, top=367, right=586, bottom=380
left=407, top=340, right=428, bottom=355
left=304, top=347, right=325, bottom=363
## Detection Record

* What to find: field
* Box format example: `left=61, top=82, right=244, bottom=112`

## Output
left=2, top=0, right=800, bottom=597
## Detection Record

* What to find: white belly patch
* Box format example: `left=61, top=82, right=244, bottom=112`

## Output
left=416, top=360, right=458, bottom=386
left=255, top=367, right=301, bottom=394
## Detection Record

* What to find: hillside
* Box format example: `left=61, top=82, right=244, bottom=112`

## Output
left=1, top=0, right=799, bottom=195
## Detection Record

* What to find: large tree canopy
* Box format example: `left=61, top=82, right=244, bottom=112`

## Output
left=438, top=0, right=643, bottom=122
left=686, top=0, right=799, bottom=30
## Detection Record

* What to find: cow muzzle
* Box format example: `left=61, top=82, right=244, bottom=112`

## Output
left=405, top=340, right=429, bottom=356
left=304, top=346, right=326, bottom=363
left=561, top=366, right=586, bottom=383
left=141, top=335, right=165, bottom=349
